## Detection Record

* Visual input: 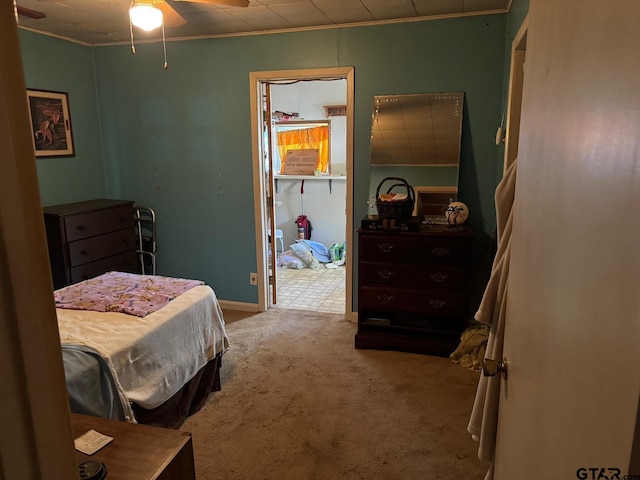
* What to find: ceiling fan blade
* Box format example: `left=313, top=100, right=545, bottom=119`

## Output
left=16, top=5, right=46, bottom=19
left=173, top=0, right=249, bottom=7
left=156, top=1, right=187, bottom=27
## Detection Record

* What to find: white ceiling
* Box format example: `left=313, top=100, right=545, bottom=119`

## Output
left=15, top=0, right=510, bottom=46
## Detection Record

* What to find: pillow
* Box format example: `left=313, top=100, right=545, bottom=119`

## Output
left=297, top=239, right=331, bottom=263
left=278, top=250, right=305, bottom=269
left=290, top=243, right=320, bottom=269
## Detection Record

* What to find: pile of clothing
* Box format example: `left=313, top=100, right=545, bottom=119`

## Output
left=278, top=240, right=345, bottom=269
left=449, top=323, right=489, bottom=372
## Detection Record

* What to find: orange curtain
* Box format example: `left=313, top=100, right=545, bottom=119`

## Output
left=276, top=126, right=329, bottom=174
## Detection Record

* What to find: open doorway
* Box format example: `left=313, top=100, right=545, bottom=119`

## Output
left=249, top=68, right=354, bottom=315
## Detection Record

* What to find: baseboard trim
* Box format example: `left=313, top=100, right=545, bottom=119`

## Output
left=218, top=301, right=357, bottom=319
left=218, top=300, right=260, bottom=312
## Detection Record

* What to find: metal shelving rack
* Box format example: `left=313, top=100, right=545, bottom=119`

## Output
left=134, top=206, right=157, bottom=275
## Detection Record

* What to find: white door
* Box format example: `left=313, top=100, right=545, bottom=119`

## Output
left=493, top=0, right=640, bottom=478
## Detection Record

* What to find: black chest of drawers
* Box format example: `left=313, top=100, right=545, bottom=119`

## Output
left=356, top=225, right=473, bottom=357
left=43, top=199, right=138, bottom=289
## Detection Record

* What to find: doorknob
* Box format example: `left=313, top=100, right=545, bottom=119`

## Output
left=483, top=358, right=508, bottom=380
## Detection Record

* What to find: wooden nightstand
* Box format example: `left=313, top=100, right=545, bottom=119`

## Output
left=71, top=414, right=195, bottom=480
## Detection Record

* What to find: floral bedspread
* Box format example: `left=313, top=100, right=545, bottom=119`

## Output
left=54, top=271, right=204, bottom=317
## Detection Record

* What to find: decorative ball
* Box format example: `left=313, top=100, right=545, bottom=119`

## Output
left=445, top=201, right=469, bottom=226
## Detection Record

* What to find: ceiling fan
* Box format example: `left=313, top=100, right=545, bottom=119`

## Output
left=130, top=0, right=249, bottom=30
left=15, top=5, right=46, bottom=20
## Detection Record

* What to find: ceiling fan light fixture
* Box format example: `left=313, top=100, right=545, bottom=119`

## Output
left=129, top=4, right=163, bottom=31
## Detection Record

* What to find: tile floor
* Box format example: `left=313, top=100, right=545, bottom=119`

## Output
left=272, top=263, right=345, bottom=314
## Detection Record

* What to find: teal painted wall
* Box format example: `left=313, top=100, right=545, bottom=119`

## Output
left=91, top=15, right=507, bottom=304
left=509, top=0, right=530, bottom=35
left=19, top=31, right=108, bottom=206
left=18, top=14, right=508, bottom=305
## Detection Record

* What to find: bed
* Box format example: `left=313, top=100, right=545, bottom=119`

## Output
left=55, top=271, right=229, bottom=428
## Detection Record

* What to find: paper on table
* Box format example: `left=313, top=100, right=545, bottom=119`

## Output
left=74, top=429, right=113, bottom=455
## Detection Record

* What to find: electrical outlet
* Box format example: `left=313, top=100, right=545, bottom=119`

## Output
left=249, top=272, right=258, bottom=285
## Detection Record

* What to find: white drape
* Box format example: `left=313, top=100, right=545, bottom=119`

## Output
left=467, top=159, right=518, bottom=479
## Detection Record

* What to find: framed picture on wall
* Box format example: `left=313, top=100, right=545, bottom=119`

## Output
left=26, top=89, right=75, bottom=157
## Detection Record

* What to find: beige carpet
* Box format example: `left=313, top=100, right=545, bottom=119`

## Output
left=181, top=309, right=489, bottom=479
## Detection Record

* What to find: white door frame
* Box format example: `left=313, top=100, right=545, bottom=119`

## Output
left=502, top=15, right=528, bottom=174
left=249, top=67, right=355, bottom=315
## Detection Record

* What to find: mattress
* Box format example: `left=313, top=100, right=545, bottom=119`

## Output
left=57, top=284, right=229, bottom=417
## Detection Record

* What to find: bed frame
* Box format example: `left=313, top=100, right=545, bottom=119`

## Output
left=131, top=354, right=222, bottom=428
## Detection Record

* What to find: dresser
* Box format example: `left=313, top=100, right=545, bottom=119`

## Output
left=43, top=199, right=138, bottom=289
left=356, top=224, right=473, bottom=357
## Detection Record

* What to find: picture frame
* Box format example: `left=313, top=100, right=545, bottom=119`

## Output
left=26, top=89, right=75, bottom=157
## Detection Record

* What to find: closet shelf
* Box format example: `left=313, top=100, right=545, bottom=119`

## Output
left=274, top=175, right=345, bottom=194
left=274, top=175, right=346, bottom=180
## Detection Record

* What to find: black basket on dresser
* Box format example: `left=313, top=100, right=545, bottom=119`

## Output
left=375, top=177, right=415, bottom=220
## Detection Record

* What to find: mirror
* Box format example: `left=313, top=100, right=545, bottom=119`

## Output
left=370, top=92, right=464, bottom=166
left=368, top=92, right=464, bottom=221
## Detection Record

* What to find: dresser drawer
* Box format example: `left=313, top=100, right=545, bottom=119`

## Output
left=359, top=234, right=471, bottom=264
left=360, top=262, right=467, bottom=289
left=359, top=286, right=467, bottom=317
left=70, top=250, right=139, bottom=284
left=64, top=205, right=134, bottom=242
left=68, top=228, right=135, bottom=266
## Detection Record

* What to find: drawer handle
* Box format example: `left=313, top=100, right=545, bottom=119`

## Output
left=122, top=239, right=129, bottom=245
left=430, top=272, right=448, bottom=283
left=429, top=299, right=447, bottom=309
left=120, top=216, right=126, bottom=221
left=376, top=294, right=393, bottom=304
left=80, top=250, right=88, bottom=255
left=431, top=246, right=450, bottom=257
left=377, top=242, right=395, bottom=253
left=377, top=269, right=394, bottom=280
left=77, top=225, right=86, bottom=231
